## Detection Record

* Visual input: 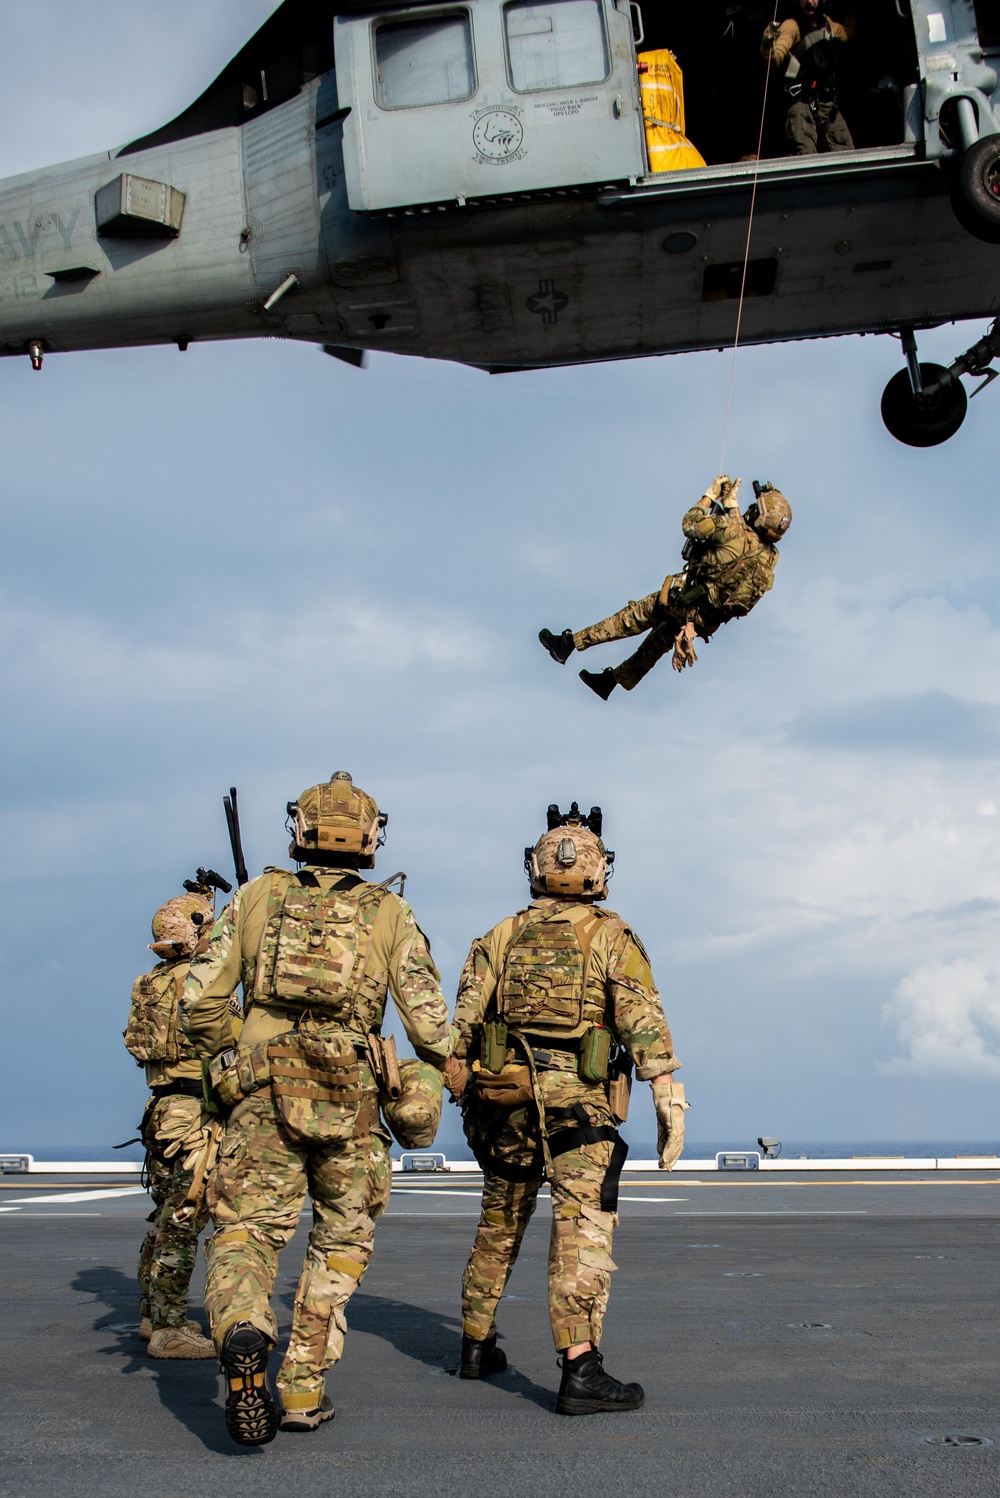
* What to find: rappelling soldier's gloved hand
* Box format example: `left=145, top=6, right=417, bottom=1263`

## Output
left=672, top=623, right=699, bottom=672
left=652, top=1079, right=690, bottom=1171
left=441, top=1055, right=470, bottom=1100
left=701, top=475, right=730, bottom=506
left=722, top=476, right=742, bottom=510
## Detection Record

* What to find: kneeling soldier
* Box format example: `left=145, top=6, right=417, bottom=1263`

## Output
left=453, top=804, right=687, bottom=1414
left=125, top=880, right=227, bottom=1360
left=179, top=772, right=457, bottom=1446
left=540, top=476, right=791, bottom=699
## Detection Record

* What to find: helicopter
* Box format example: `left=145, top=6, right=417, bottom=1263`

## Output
left=2, top=0, right=1000, bottom=447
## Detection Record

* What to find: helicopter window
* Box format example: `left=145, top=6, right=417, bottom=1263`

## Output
left=504, top=0, right=610, bottom=92
left=374, top=13, right=476, bottom=110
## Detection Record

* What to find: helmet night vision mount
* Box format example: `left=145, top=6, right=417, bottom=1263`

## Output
left=526, top=802, right=615, bottom=901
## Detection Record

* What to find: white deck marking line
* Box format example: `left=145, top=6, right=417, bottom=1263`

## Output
left=0, top=1187, right=147, bottom=1205
left=390, top=1189, right=483, bottom=1197
left=618, top=1197, right=688, bottom=1203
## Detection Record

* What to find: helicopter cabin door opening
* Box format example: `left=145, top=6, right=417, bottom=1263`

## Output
left=334, top=0, right=646, bottom=210
left=630, top=2, right=921, bottom=174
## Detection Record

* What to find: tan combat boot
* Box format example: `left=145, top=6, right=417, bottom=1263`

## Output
left=140, top=1316, right=203, bottom=1343
left=147, top=1323, right=216, bottom=1359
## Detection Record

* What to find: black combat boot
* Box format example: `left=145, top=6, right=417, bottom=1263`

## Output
left=460, top=1333, right=508, bottom=1380
left=220, top=1321, right=279, bottom=1446
left=579, top=667, right=617, bottom=701
left=556, top=1349, right=645, bottom=1416
left=539, top=628, right=575, bottom=665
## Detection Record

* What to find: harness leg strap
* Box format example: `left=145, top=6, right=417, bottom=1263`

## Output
left=546, top=1104, right=629, bottom=1213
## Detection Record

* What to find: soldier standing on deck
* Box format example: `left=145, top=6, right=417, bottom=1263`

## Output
left=452, top=803, right=687, bottom=1415
left=124, top=881, right=228, bottom=1360
left=539, top=476, right=791, bottom=699
left=179, top=771, right=460, bottom=1446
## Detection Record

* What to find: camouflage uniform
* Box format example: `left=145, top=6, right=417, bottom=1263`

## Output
left=127, top=955, right=212, bottom=1330
left=179, top=867, right=450, bottom=1414
left=455, top=898, right=678, bottom=1351
left=573, top=491, right=779, bottom=690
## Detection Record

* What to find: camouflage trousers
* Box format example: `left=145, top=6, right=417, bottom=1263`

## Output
left=574, top=587, right=681, bottom=691
left=462, top=1067, right=625, bottom=1351
left=137, top=1094, right=210, bottom=1328
left=204, top=1087, right=391, bottom=1411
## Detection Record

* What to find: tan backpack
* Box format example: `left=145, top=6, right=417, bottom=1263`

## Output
left=123, top=960, right=196, bottom=1065
left=254, top=871, right=391, bottom=1020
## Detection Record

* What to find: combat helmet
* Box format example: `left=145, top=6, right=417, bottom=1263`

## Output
left=150, top=892, right=215, bottom=960
left=381, top=1059, right=444, bottom=1150
left=745, top=482, right=792, bottom=543
left=287, top=770, right=387, bottom=868
left=525, top=803, right=614, bottom=901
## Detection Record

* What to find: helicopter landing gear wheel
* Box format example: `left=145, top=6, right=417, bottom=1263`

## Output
left=880, top=363, right=968, bottom=447
left=951, top=135, right=1000, bottom=243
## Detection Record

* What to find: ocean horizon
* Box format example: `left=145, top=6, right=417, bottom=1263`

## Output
left=8, top=1137, right=1000, bottom=1163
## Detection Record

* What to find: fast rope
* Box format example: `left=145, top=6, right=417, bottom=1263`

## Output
left=718, top=3, right=782, bottom=472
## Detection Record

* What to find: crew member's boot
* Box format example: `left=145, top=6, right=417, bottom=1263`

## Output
left=579, top=668, right=617, bottom=701
left=148, top=1322, right=216, bottom=1359
left=539, top=628, right=575, bottom=665
left=556, top=1349, right=645, bottom=1415
left=280, top=1395, right=335, bottom=1433
left=141, top=1315, right=203, bottom=1342
left=220, top=1321, right=279, bottom=1446
left=460, top=1333, right=508, bottom=1380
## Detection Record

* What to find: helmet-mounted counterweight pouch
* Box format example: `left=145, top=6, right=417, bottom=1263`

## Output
left=527, top=802, right=614, bottom=900
left=287, top=770, right=387, bottom=868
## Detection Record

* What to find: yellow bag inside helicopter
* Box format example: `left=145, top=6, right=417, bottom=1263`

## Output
left=638, top=50, right=706, bottom=173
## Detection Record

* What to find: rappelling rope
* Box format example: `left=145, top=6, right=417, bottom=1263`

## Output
left=719, top=3, right=782, bottom=472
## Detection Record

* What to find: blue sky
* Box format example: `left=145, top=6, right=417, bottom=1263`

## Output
left=2, top=1, right=1000, bottom=1158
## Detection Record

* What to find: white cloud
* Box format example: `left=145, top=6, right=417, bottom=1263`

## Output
left=880, top=958, right=1000, bottom=1078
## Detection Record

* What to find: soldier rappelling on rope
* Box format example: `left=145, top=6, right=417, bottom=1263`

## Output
left=539, top=476, right=792, bottom=700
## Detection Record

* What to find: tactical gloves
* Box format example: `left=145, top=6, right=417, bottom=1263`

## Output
left=652, top=1079, right=689, bottom=1171
left=763, top=21, right=782, bottom=44
left=671, top=624, right=699, bottom=672
left=441, top=1055, right=470, bottom=1100
left=701, top=474, right=742, bottom=511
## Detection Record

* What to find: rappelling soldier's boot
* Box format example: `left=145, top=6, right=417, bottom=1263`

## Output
left=539, top=628, right=575, bottom=665
left=148, top=1323, right=216, bottom=1359
left=579, top=668, right=617, bottom=701
left=280, top=1395, right=335, bottom=1434
left=556, top=1349, right=645, bottom=1415
left=220, top=1321, right=279, bottom=1446
left=460, top=1333, right=508, bottom=1380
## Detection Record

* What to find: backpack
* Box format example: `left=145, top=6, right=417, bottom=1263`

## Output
left=123, top=960, right=195, bottom=1065
left=254, top=872, right=390, bottom=1020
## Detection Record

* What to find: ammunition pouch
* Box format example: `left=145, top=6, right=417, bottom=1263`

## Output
left=209, top=1042, right=273, bottom=1109
left=607, top=1072, right=632, bottom=1124
left=368, top=1033, right=402, bottom=1099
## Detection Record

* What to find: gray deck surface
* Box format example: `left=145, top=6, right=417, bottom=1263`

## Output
left=2, top=1172, right=999, bottom=1497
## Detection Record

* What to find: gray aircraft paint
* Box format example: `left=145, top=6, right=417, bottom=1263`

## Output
left=0, top=0, right=997, bottom=373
